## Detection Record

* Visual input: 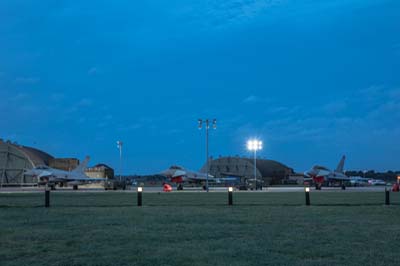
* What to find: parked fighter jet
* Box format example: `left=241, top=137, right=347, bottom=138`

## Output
left=159, top=165, right=214, bottom=190
left=304, top=155, right=350, bottom=190
left=24, top=156, right=105, bottom=190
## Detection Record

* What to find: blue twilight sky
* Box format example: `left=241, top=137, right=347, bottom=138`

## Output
left=0, top=0, right=399, bottom=174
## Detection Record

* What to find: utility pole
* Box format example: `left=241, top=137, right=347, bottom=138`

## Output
left=247, top=140, right=262, bottom=190
left=116, top=140, right=123, bottom=181
left=198, top=119, right=216, bottom=192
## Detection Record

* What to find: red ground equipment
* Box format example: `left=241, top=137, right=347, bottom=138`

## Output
left=163, top=184, right=173, bottom=192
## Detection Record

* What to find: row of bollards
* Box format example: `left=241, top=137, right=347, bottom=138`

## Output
left=137, top=187, right=233, bottom=206
left=302, top=186, right=391, bottom=206
left=42, top=186, right=393, bottom=207
left=42, top=186, right=234, bottom=207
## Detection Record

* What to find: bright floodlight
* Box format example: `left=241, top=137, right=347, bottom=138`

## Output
left=247, top=140, right=262, bottom=151
left=228, top=187, right=233, bottom=192
left=137, top=187, right=143, bottom=192
left=116, top=140, right=123, bottom=148
left=305, top=187, right=310, bottom=192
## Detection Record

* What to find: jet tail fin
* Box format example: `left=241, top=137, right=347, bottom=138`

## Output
left=335, top=155, right=346, bottom=173
left=72, top=156, right=90, bottom=173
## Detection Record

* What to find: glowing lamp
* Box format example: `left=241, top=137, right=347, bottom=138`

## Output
left=247, top=140, right=262, bottom=151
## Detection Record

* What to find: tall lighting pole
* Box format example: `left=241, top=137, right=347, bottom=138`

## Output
left=198, top=119, right=216, bottom=192
left=116, top=140, right=123, bottom=181
left=247, top=139, right=262, bottom=190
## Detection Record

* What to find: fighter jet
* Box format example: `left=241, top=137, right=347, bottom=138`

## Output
left=159, top=165, right=214, bottom=190
left=24, top=156, right=105, bottom=190
left=304, top=155, right=350, bottom=190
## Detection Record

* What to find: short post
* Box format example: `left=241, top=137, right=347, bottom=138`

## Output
left=137, top=187, right=143, bottom=206
left=385, top=187, right=390, bottom=205
left=45, top=186, right=50, bottom=208
left=305, top=187, right=310, bottom=206
left=228, top=187, right=233, bottom=205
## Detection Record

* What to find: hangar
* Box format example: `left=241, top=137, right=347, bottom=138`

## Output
left=0, top=139, right=54, bottom=187
left=201, top=156, right=294, bottom=185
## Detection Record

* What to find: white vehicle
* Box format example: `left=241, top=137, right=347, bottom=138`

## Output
left=368, top=179, right=386, bottom=186
left=24, top=156, right=105, bottom=190
left=304, top=155, right=350, bottom=190
left=350, top=176, right=370, bottom=186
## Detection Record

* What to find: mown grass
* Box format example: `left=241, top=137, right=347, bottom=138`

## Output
left=1, top=192, right=400, bottom=266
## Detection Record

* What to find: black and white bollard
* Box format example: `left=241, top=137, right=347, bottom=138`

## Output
left=45, top=186, right=50, bottom=208
left=305, top=187, right=310, bottom=206
left=137, top=187, right=143, bottom=206
left=228, top=187, right=233, bottom=205
left=385, top=188, right=390, bottom=205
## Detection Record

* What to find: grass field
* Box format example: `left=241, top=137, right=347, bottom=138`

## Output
left=1, top=191, right=400, bottom=266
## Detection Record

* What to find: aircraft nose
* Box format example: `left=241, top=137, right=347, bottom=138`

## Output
left=38, top=171, right=51, bottom=178
left=24, top=169, right=35, bottom=176
left=159, top=169, right=170, bottom=176
left=304, top=171, right=313, bottom=177
left=172, top=170, right=186, bottom=178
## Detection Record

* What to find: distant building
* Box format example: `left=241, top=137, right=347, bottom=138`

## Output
left=287, top=174, right=305, bottom=185
left=49, top=158, right=79, bottom=171
left=200, top=156, right=294, bottom=185
left=85, top=164, right=114, bottom=179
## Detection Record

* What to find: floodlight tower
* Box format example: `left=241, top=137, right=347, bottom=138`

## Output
left=198, top=119, right=217, bottom=192
left=116, top=140, right=123, bottom=181
left=247, top=139, right=262, bottom=190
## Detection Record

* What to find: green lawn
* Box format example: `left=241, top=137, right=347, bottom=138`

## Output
left=1, top=192, right=400, bottom=266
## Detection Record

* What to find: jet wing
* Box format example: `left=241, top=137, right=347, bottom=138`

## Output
left=172, top=170, right=187, bottom=178
left=326, top=174, right=350, bottom=181
left=37, top=171, right=53, bottom=178
left=186, top=173, right=215, bottom=181
left=186, top=176, right=208, bottom=181
left=313, top=165, right=331, bottom=171
left=64, top=176, right=106, bottom=182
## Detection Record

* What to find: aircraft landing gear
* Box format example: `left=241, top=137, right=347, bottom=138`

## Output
left=177, top=184, right=183, bottom=191
left=315, top=183, right=322, bottom=190
left=73, top=185, right=78, bottom=190
left=341, top=184, right=346, bottom=190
